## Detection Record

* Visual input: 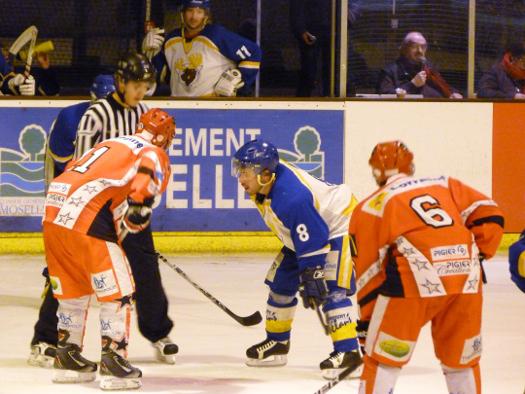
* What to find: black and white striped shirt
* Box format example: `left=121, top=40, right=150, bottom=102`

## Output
left=74, top=92, right=149, bottom=158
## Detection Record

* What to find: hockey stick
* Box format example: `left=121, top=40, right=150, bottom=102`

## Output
left=312, top=360, right=363, bottom=394
left=157, top=253, right=263, bottom=326
left=9, top=25, right=38, bottom=79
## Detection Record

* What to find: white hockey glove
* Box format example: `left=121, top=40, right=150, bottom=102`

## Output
left=142, top=28, right=165, bottom=58
left=8, top=74, right=36, bottom=96
left=214, top=69, right=245, bottom=97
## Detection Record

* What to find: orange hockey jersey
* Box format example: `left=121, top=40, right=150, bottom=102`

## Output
left=349, top=174, right=504, bottom=319
left=43, top=135, right=171, bottom=242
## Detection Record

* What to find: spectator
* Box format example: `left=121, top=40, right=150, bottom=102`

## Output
left=142, top=0, right=261, bottom=97
left=377, top=32, right=463, bottom=99
left=290, top=0, right=362, bottom=97
left=477, top=42, right=525, bottom=99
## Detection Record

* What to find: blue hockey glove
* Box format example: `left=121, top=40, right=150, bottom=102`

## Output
left=509, top=232, right=525, bottom=293
left=299, top=266, right=328, bottom=309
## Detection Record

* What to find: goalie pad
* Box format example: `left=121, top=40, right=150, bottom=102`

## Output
left=214, top=69, right=244, bottom=97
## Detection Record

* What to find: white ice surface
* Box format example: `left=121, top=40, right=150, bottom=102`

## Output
left=0, top=254, right=523, bottom=394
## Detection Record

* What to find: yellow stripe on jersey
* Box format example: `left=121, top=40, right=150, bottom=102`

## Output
left=165, top=34, right=220, bottom=55
left=342, top=194, right=359, bottom=217
left=518, top=251, right=525, bottom=277
left=239, top=60, right=260, bottom=69
left=337, top=234, right=353, bottom=289
left=280, top=161, right=320, bottom=211
left=48, top=149, right=74, bottom=163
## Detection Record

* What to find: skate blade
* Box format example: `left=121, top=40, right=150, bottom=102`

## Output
left=100, top=376, right=142, bottom=391
left=52, top=369, right=96, bottom=383
left=321, top=364, right=363, bottom=380
left=155, top=352, right=176, bottom=365
left=28, top=354, right=54, bottom=369
left=245, top=354, right=287, bottom=367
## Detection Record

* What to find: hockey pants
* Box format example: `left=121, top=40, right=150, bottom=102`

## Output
left=32, top=225, right=173, bottom=345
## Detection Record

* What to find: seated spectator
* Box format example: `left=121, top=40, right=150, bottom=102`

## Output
left=477, top=42, right=525, bottom=99
left=377, top=31, right=463, bottom=99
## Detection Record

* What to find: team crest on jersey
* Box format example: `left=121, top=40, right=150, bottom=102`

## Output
left=0, top=124, right=46, bottom=216
left=175, top=53, right=203, bottom=86
left=278, top=126, right=325, bottom=179
left=368, top=192, right=387, bottom=212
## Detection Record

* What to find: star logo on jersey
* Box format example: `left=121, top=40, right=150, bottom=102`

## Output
left=115, top=338, right=128, bottom=351
left=99, top=179, right=112, bottom=187
left=83, top=185, right=98, bottom=194
left=57, top=212, right=74, bottom=225
left=421, top=279, right=442, bottom=294
left=68, top=196, right=84, bottom=207
left=411, top=259, right=429, bottom=271
left=467, top=276, right=479, bottom=290
left=116, top=295, right=133, bottom=309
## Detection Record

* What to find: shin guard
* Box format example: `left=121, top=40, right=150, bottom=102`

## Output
left=100, top=299, right=132, bottom=358
left=443, top=364, right=481, bottom=394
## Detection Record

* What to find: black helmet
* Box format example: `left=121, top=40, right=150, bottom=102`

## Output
left=115, top=53, right=156, bottom=84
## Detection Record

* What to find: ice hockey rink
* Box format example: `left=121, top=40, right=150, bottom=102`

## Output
left=1, top=253, right=523, bottom=394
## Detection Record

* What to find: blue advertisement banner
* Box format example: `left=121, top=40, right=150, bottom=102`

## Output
left=0, top=104, right=344, bottom=231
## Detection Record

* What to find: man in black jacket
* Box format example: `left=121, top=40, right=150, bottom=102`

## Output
left=377, top=32, right=462, bottom=99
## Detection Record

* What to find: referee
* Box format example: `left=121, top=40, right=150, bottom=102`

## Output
left=30, top=53, right=178, bottom=367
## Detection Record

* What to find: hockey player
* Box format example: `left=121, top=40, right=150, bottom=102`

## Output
left=43, top=108, right=174, bottom=390
left=349, top=141, right=504, bottom=394
left=28, top=75, right=116, bottom=368
left=30, top=54, right=178, bottom=369
left=142, top=0, right=261, bottom=97
left=508, top=230, right=525, bottom=293
left=231, top=139, right=362, bottom=379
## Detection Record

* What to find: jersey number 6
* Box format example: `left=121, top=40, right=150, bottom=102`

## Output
left=410, top=194, right=453, bottom=228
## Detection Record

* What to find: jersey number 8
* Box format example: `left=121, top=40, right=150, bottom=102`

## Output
left=296, top=223, right=310, bottom=242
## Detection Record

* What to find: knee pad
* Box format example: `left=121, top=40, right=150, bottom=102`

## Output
left=269, top=291, right=295, bottom=306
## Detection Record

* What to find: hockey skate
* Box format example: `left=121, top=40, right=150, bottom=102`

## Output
left=28, top=341, right=56, bottom=368
left=152, top=336, right=178, bottom=364
left=320, top=350, right=363, bottom=380
left=52, top=343, right=97, bottom=383
left=245, top=338, right=290, bottom=367
left=100, top=348, right=142, bottom=390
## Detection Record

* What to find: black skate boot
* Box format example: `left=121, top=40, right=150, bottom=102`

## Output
left=246, top=338, right=290, bottom=367
left=53, top=343, right=97, bottom=383
left=28, top=341, right=57, bottom=368
left=320, top=350, right=363, bottom=380
left=100, top=337, right=142, bottom=391
left=152, top=336, right=178, bottom=364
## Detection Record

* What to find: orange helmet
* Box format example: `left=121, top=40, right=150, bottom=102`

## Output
left=369, top=140, right=414, bottom=185
left=136, top=108, right=176, bottom=149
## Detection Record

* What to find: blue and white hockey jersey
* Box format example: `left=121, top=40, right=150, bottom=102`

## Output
left=153, top=24, right=261, bottom=97
left=44, top=101, right=90, bottom=185
left=255, top=161, right=358, bottom=270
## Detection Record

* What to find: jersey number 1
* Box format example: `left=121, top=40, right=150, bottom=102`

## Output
left=72, top=146, right=109, bottom=174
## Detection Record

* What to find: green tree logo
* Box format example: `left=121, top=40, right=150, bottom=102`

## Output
left=18, top=124, right=46, bottom=161
left=294, top=126, right=321, bottom=161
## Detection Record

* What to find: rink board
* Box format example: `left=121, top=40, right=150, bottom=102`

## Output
left=0, top=99, right=521, bottom=252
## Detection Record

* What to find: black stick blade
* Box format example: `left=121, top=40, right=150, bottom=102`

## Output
left=235, top=310, right=262, bottom=326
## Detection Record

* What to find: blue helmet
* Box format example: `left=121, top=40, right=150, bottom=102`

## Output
left=182, top=0, right=210, bottom=9
left=232, top=139, right=279, bottom=177
left=90, top=74, right=115, bottom=100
